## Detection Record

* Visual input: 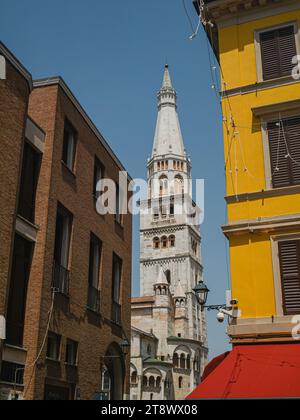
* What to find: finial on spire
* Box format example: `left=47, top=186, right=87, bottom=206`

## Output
left=162, top=64, right=173, bottom=89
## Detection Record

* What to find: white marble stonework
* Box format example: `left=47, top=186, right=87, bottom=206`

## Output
left=130, top=66, right=208, bottom=401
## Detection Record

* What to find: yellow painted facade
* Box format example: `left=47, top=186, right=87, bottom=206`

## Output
left=206, top=0, right=300, bottom=340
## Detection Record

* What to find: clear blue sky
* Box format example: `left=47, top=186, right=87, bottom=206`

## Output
left=1, top=0, right=230, bottom=358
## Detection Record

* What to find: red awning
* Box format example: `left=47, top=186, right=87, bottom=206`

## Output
left=187, top=343, right=300, bottom=400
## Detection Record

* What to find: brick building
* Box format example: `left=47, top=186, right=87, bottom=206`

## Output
left=0, top=42, right=132, bottom=400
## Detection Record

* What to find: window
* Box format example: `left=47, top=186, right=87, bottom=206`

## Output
left=180, top=354, right=186, bottom=369
left=18, top=142, right=41, bottom=223
left=88, top=234, right=102, bottom=313
left=62, top=120, right=77, bottom=171
left=102, top=368, right=112, bottom=399
left=178, top=377, right=183, bottom=389
left=149, top=376, right=155, bottom=388
left=153, top=237, right=160, bottom=249
left=165, top=270, right=171, bottom=284
left=173, top=353, right=179, bottom=368
left=47, top=333, right=61, bottom=361
left=187, top=355, right=191, bottom=370
left=162, top=236, right=168, bottom=249
left=169, top=235, right=175, bottom=247
left=259, top=25, right=297, bottom=81
left=175, top=176, right=184, bottom=195
left=93, top=157, right=104, bottom=198
left=115, top=184, right=122, bottom=224
left=53, top=204, right=73, bottom=295
left=159, top=176, right=168, bottom=196
left=267, top=117, right=300, bottom=188
left=112, top=254, right=122, bottom=324
left=0, top=362, right=24, bottom=385
left=6, top=234, right=33, bottom=346
left=131, top=371, right=137, bottom=384
left=65, top=339, right=78, bottom=366
left=278, top=240, right=300, bottom=315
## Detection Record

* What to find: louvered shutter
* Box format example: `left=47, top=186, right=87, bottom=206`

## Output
left=278, top=240, right=300, bottom=315
left=278, top=26, right=297, bottom=76
left=260, top=25, right=296, bottom=80
left=268, top=117, right=300, bottom=188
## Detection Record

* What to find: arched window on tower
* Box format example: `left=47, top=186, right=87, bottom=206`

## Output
left=187, top=355, right=191, bottom=370
left=149, top=376, right=155, bottom=388
left=161, top=236, right=168, bottom=249
left=165, top=270, right=171, bottom=284
left=169, top=235, right=175, bottom=247
left=131, top=371, right=137, bottom=384
left=180, top=354, right=186, bottom=369
left=159, top=175, right=168, bottom=196
left=178, top=376, right=183, bottom=389
left=174, top=175, right=184, bottom=195
left=153, top=237, right=160, bottom=249
left=173, top=353, right=179, bottom=368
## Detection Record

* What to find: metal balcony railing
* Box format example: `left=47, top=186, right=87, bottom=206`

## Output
left=112, top=302, right=121, bottom=325
left=52, top=261, right=70, bottom=296
left=87, top=285, right=101, bottom=313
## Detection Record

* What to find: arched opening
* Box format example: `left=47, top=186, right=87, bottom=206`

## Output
left=179, top=376, right=183, bottom=389
left=149, top=376, right=155, bottom=388
left=173, top=353, right=179, bottom=368
left=156, top=377, right=161, bottom=388
left=153, top=237, right=160, bottom=249
left=169, top=235, right=175, bottom=247
left=159, top=175, right=168, bottom=196
left=180, top=354, right=186, bottom=369
left=131, top=371, right=137, bottom=384
left=187, top=355, right=191, bottom=370
left=161, top=236, right=168, bottom=249
left=174, top=175, right=184, bottom=195
left=104, top=342, right=125, bottom=400
left=143, top=376, right=148, bottom=387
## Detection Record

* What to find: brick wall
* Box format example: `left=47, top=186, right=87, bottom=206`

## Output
left=24, top=82, right=132, bottom=400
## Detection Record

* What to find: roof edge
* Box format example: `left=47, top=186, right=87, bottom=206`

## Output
left=33, top=76, right=132, bottom=180
left=0, top=41, right=33, bottom=91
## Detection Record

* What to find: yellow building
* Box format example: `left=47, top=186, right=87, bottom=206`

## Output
left=196, top=0, right=300, bottom=344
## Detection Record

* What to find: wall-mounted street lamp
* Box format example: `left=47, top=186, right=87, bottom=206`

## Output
left=193, top=280, right=240, bottom=323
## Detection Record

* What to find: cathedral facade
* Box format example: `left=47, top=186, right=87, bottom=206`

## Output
left=130, top=66, right=208, bottom=401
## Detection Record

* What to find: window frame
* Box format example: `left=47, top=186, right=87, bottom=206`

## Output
left=261, top=109, right=300, bottom=190
left=271, top=233, right=300, bottom=317
left=46, top=332, right=61, bottom=361
left=65, top=339, right=78, bottom=366
left=254, top=21, right=300, bottom=83
left=93, top=156, right=105, bottom=199
left=62, top=119, right=77, bottom=172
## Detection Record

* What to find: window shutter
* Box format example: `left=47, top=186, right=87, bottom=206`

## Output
left=260, top=30, right=280, bottom=80
left=268, top=117, right=300, bottom=188
left=278, top=240, right=300, bottom=315
left=260, top=25, right=296, bottom=80
left=278, top=26, right=297, bottom=76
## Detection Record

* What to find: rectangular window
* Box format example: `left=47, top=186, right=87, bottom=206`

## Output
left=53, top=204, right=73, bottom=294
left=62, top=120, right=77, bottom=171
left=112, top=254, right=122, bottom=324
left=278, top=240, right=300, bottom=315
left=87, top=233, right=101, bottom=313
left=47, top=332, right=61, bottom=361
left=65, top=339, right=78, bottom=366
left=115, top=184, right=122, bottom=224
left=93, top=157, right=104, bottom=198
left=259, top=25, right=297, bottom=81
left=18, top=142, right=41, bottom=223
left=267, top=116, right=300, bottom=188
left=6, top=235, right=33, bottom=346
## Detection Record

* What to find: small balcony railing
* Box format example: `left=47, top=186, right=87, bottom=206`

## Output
left=52, top=261, right=70, bottom=295
left=87, top=285, right=101, bottom=314
left=112, top=302, right=121, bottom=325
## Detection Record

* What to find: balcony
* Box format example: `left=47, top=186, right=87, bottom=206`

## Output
left=87, top=285, right=101, bottom=314
left=52, top=261, right=70, bottom=296
left=112, top=302, right=121, bottom=325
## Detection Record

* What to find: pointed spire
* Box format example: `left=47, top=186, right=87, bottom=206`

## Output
left=151, top=65, right=185, bottom=158
left=174, top=280, right=186, bottom=298
left=162, top=64, right=173, bottom=89
left=157, top=266, right=168, bottom=285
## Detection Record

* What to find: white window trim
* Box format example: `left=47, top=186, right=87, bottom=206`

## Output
left=261, top=108, right=300, bottom=190
left=271, top=232, right=300, bottom=317
left=254, top=20, right=300, bottom=83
